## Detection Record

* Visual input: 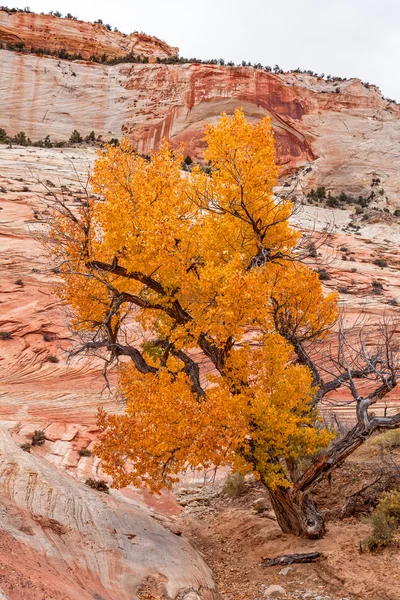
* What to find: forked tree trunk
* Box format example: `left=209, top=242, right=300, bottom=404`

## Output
left=266, top=485, right=325, bottom=539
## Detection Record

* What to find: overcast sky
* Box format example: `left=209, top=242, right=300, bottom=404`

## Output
left=7, top=0, right=400, bottom=101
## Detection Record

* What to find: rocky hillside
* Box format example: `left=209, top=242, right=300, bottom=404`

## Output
left=0, top=9, right=178, bottom=59
left=0, top=9, right=400, bottom=203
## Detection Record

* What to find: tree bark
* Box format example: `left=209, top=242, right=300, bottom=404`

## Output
left=266, top=484, right=325, bottom=539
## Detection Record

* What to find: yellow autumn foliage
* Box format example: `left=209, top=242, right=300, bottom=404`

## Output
left=44, top=108, right=337, bottom=492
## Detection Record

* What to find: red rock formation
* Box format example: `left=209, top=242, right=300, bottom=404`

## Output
left=1, top=10, right=400, bottom=199
left=0, top=9, right=178, bottom=59
left=1, top=43, right=399, bottom=200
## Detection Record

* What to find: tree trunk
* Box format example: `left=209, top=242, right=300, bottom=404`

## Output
left=266, top=485, right=325, bottom=539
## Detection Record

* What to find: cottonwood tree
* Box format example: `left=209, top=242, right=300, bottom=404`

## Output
left=41, top=109, right=400, bottom=538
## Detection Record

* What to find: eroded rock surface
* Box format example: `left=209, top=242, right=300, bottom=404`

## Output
left=0, top=10, right=178, bottom=59
left=0, top=428, right=218, bottom=600
left=1, top=11, right=400, bottom=202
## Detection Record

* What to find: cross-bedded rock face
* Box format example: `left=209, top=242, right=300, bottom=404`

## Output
left=1, top=42, right=399, bottom=202
left=0, top=428, right=218, bottom=600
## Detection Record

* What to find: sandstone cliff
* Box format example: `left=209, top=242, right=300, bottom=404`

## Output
left=0, top=9, right=178, bottom=59
left=1, top=42, right=399, bottom=203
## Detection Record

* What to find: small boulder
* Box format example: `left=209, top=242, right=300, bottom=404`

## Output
left=263, top=584, right=286, bottom=598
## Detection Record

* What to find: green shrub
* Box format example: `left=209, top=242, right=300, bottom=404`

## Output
left=13, top=131, right=31, bottom=146
left=20, top=443, right=32, bottom=452
left=69, top=130, right=83, bottom=144
left=367, top=490, right=400, bottom=552
left=223, top=472, right=246, bottom=498
left=316, top=268, right=331, bottom=281
left=0, top=128, right=9, bottom=143
left=85, top=131, right=96, bottom=143
left=373, top=258, right=388, bottom=268
left=253, top=500, right=267, bottom=514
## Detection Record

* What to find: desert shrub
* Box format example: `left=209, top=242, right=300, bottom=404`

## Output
left=85, top=130, right=96, bottom=143
left=367, top=490, right=400, bottom=552
left=108, top=138, right=120, bottom=146
left=0, top=128, right=9, bottom=143
left=0, top=331, right=12, bottom=340
left=31, top=430, right=46, bottom=446
left=394, top=210, right=400, bottom=217
left=388, top=298, right=399, bottom=306
left=85, top=478, right=109, bottom=493
left=316, top=268, right=331, bottom=281
left=20, top=442, right=32, bottom=452
left=223, top=472, right=246, bottom=498
left=184, top=155, right=193, bottom=166
left=373, top=258, right=388, bottom=268
left=340, top=246, right=348, bottom=253
left=338, top=286, right=349, bottom=294
left=47, top=354, right=60, bottom=363
left=326, top=196, right=340, bottom=208
left=307, top=241, right=317, bottom=258
left=47, top=354, right=59, bottom=363
left=69, top=130, right=83, bottom=144
left=15, top=279, right=23, bottom=286
left=78, top=448, right=92, bottom=457
left=370, top=429, right=400, bottom=452
left=13, top=131, right=31, bottom=146
left=253, top=500, right=267, bottom=514
left=372, top=280, right=383, bottom=294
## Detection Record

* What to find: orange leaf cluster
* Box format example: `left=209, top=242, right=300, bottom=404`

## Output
left=44, top=108, right=337, bottom=491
